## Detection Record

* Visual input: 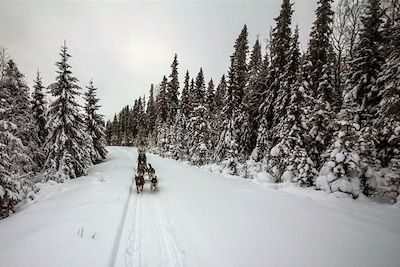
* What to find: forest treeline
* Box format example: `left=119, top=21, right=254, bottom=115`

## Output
left=107, top=0, right=400, bottom=202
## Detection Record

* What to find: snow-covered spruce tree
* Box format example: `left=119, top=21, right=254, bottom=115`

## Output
left=155, top=76, right=170, bottom=155
left=205, top=79, right=216, bottom=148
left=84, top=80, right=107, bottom=163
left=0, top=47, right=9, bottom=79
left=268, top=27, right=318, bottom=184
left=136, top=97, right=147, bottom=143
left=0, top=60, right=38, bottom=218
left=167, top=54, right=179, bottom=125
left=205, top=79, right=215, bottom=116
left=188, top=68, right=210, bottom=165
left=257, top=0, right=293, bottom=172
left=216, top=25, right=248, bottom=174
left=0, top=117, right=29, bottom=219
left=172, top=71, right=192, bottom=160
left=110, top=114, right=120, bottom=145
left=146, top=84, right=157, bottom=145
left=213, top=75, right=227, bottom=147
left=13, top=62, right=43, bottom=164
left=348, top=0, right=384, bottom=195
left=180, top=71, right=192, bottom=118
left=173, top=109, right=190, bottom=160
left=301, top=0, right=336, bottom=172
left=252, top=43, right=270, bottom=162
left=128, top=103, right=136, bottom=146
left=242, top=38, right=263, bottom=157
left=316, top=92, right=361, bottom=198
left=375, top=17, right=400, bottom=202
left=31, top=70, right=48, bottom=146
left=44, top=43, right=92, bottom=181
left=3, top=60, right=42, bottom=171
left=215, top=75, right=227, bottom=116
left=105, top=120, right=112, bottom=145
left=129, top=100, right=139, bottom=145
left=348, top=0, right=384, bottom=114
left=119, top=105, right=131, bottom=146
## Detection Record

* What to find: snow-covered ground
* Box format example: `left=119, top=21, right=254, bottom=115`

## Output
left=0, top=147, right=399, bottom=267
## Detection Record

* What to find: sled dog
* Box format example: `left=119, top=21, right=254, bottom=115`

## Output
left=148, top=164, right=158, bottom=192
left=134, top=174, right=144, bottom=193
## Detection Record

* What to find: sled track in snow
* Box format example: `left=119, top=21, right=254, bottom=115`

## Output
left=153, top=193, right=185, bottom=267
left=122, top=192, right=185, bottom=267
left=125, top=194, right=142, bottom=267
left=109, top=148, right=136, bottom=267
left=109, top=176, right=134, bottom=267
left=110, top=147, right=184, bottom=267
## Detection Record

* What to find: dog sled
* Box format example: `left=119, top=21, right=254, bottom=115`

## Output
left=134, top=161, right=158, bottom=194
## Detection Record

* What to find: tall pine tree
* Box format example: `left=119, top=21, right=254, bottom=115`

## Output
left=44, top=42, right=91, bottom=181
left=167, top=54, right=179, bottom=124
left=348, top=0, right=384, bottom=195
left=84, top=80, right=107, bottom=163
left=31, top=70, right=48, bottom=146
left=302, top=0, right=336, bottom=173
left=216, top=25, right=248, bottom=174
left=257, top=0, right=293, bottom=168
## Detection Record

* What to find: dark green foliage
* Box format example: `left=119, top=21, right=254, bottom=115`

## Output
left=45, top=43, right=92, bottom=180
left=84, top=80, right=107, bottom=163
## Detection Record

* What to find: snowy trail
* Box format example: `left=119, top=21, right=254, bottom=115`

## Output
left=0, top=146, right=400, bottom=267
left=114, top=173, right=184, bottom=267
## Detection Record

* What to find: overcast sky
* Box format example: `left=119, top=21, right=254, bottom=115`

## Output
left=0, top=0, right=317, bottom=120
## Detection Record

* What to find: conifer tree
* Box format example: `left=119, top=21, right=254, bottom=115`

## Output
left=302, top=0, right=336, bottom=171
left=268, top=27, right=317, bottom=184
left=84, top=80, right=107, bottom=163
left=136, top=97, right=147, bottom=142
left=215, top=75, right=227, bottom=115
left=244, top=38, right=263, bottom=154
left=180, top=71, right=191, bottom=118
left=348, top=0, right=384, bottom=194
left=105, top=120, right=112, bottom=145
left=31, top=70, right=48, bottom=146
left=167, top=54, right=179, bottom=124
left=0, top=60, right=37, bottom=218
left=173, top=109, right=190, bottom=160
left=349, top=0, right=383, bottom=113
left=111, top=114, right=120, bottom=145
left=375, top=16, right=400, bottom=201
left=44, top=42, right=91, bottom=181
left=212, top=75, right=227, bottom=150
left=155, top=77, right=170, bottom=154
left=316, top=92, right=361, bottom=198
left=156, top=76, right=169, bottom=125
left=3, top=60, right=41, bottom=171
left=194, top=68, right=206, bottom=104
left=119, top=105, right=131, bottom=145
left=252, top=44, right=270, bottom=161
left=257, top=0, right=293, bottom=165
left=205, top=79, right=215, bottom=114
left=188, top=69, right=210, bottom=165
left=216, top=25, right=248, bottom=173
left=146, top=84, right=157, bottom=140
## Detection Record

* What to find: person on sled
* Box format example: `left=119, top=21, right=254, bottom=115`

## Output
left=137, top=140, right=147, bottom=175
